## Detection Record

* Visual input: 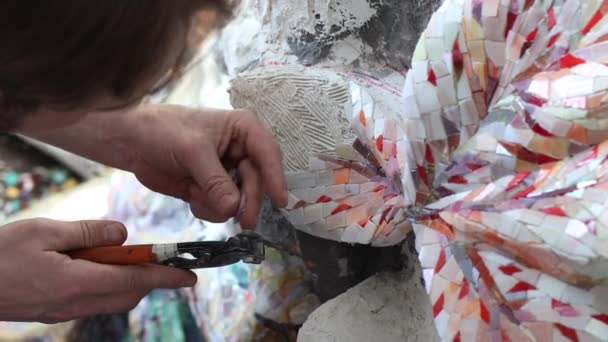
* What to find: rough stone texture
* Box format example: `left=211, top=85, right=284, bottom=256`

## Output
left=298, top=267, right=439, bottom=342
left=298, top=233, right=439, bottom=341
left=216, top=0, right=441, bottom=74
left=296, top=231, right=407, bottom=302
left=357, top=0, right=441, bottom=68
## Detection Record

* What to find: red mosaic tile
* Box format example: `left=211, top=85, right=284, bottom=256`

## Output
left=506, top=172, right=531, bottom=191
left=376, top=135, right=384, bottom=152
left=508, top=281, right=537, bottom=293
left=434, top=248, right=447, bottom=273
left=428, top=68, right=438, bottom=86
left=547, top=33, right=560, bottom=48
left=331, top=204, right=352, bottom=215
left=448, top=175, right=468, bottom=184
left=592, top=314, right=608, bottom=325
left=505, top=11, right=517, bottom=39
left=559, top=54, right=586, bottom=69
left=433, top=294, right=445, bottom=317
left=480, top=301, right=490, bottom=323
left=547, top=7, right=556, bottom=29
left=555, top=323, right=579, bottom=342
left=526, top=28, right=538, bottom=41
left=459, top=280, right=470, bottom=299
left=532, top=123, right=554, bottom=137
left=539, top=207, right=567, bottom=217
left=499, top=264, right=523, bottom=276
left=582, top=9, right=603, bottom=34
left=316, top=195, right=332, bottom=203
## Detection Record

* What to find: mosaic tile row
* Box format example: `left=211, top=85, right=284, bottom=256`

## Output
left=282, top=81, right=414, bottom=246
left=239, top=0, right=608, bottom=339
left=271, top=0, right=608, bottom=340
left=411, top=0, right=608, bottom=340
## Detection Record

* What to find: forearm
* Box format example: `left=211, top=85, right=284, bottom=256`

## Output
left=15, top=105, right=155, bottom=171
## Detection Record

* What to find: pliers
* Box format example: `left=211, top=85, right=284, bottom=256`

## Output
left=67, top=231, right=265, bottom=269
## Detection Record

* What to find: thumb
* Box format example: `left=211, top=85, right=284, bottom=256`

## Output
left=42, top=219, right=127, bottom=251
left=188, top=153, right=240, bottom=219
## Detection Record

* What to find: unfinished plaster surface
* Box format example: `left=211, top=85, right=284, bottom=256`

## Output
left=217, top=0, right=440, bottom=74
left=230, top=65, right=355, bottom=173
left=230, top=64, right=415, bottom=247
left=218, top=0, right=377, bottom=72
left=298, top=267, right=438, bottom=342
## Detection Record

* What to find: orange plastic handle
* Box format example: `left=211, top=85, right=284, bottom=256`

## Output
left=67, top=245, right=157, bottom=265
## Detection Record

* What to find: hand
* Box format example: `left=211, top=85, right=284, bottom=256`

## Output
left=0, top=219, right=196, bottom=323
left=17, top=104, right=288, bottom=228
left=121, top=105, right=288, bottom=228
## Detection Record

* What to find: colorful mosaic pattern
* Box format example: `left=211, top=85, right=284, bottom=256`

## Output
left=409, top=0, right=608, bottom=340
left=251, top=0, right=608, bottom=340
left=282, top=80, right=414, bottom=246
left=417, top=141, right=608, bottom=340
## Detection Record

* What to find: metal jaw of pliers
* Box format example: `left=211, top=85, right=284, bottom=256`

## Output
left=67, top=232, right=266, bottom=269
left=160, top=232, right=265, bottom=269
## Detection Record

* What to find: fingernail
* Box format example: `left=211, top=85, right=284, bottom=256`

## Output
left=105, top=224, right=126, bottom=244
left=282, top=190, right=289, bottom=206
left=220, top=192, right=240, bottom=216
left=236, top=194, right=247, bottom=220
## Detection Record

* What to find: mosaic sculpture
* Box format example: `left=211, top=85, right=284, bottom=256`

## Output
left=413, top=0, right=608, bottom=340
left=230, top=65, right=414, bottom=246
left=233, top=0, right=608, bottom=340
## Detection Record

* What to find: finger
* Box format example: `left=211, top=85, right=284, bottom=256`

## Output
left=185, top=147, right=240, bottom=218
left=189, top=195, right=229, bottom=222
left=44, top=291, right=147, bottom=323
left=67, top=261, right=197, bottom=296
left=82, top=292, right=145, bottom=315
left=40, top=219, right=127, bottom=251
left=237, top=159, right=262, bottom=229
left=235, top=112, right=287, bottom=207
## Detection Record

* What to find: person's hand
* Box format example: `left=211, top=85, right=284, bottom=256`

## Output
left=0, top=219, right=196, bottom=323
left=16, top=104, right=288, bottom=228
left=122, top=105, right=288, bottom=228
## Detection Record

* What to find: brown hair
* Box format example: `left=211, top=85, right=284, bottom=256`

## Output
left=0, top=0, right=233, bottom=131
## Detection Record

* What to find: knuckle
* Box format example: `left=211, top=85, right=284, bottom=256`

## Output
left=78, top=221, right=95, bottom=248
left=202, top=175, right=233, bottom=196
